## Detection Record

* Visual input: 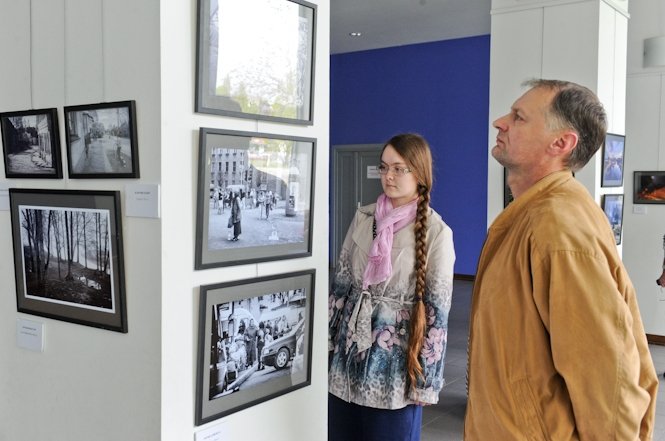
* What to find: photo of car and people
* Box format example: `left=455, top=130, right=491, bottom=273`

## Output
left=206, top=140, right=310, bottom=250
left=208, top=288, right=307, bottom=400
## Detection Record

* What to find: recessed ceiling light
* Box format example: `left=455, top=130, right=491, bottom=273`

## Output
left=349, top=32, right=362, bottom=37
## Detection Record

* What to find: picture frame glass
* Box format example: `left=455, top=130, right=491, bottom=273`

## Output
left=196, top=270, right=314, bottom=424
left=0, top=108, right=63, bottom=178
left=195, top=128, right=315, bottom=269
left=634, top=171, right=665, bottom=204
left=601, top=133, right=625, bottom=187
left=602, top=194, right=624, bottom=245
left=197, top=0, right=316, bottom=124
left=64, top=101, right=139, bottom=178
left=9, top=189, right=127, bottom=332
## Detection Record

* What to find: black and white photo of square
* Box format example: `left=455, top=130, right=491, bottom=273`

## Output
left=195, top=128, right=315, bottom=269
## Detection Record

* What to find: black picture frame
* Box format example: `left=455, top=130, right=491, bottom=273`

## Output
left=195, top=128, right=315, bottom=269
left=9, top=189, right=127, bottom=333
left=601, top=133, right=625, bottom=187
left=601, top=193, right=624, bottom=245
left=64, top=100, right=139, bottom=178
left=196, top=269, right=314, bottom=425
left=633, top=171, right=665, bottom=204
left=195, top=0, right=316, bottom=125
left=503, top=167, right=513, bottom=207
left=0, top=108, right=63, bottom=178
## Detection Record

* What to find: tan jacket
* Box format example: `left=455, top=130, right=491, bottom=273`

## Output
left=465, top=171, right=658, bottom=440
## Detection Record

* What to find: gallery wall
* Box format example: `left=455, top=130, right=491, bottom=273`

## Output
left=0, top=0, right=330, bottom=440
left=623, top=0, right=665, bottom=336
left=330, top=35, right=491, bottom=276
left=160, top=1, right=330, bottom=440
left=0, top=0, right=162, bottom=440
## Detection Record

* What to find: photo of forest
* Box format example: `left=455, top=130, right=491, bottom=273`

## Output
left=18, top=205, right=115, bottom=311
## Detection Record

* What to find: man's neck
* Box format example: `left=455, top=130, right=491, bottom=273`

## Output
left=507, top=167, right=570, bottom=199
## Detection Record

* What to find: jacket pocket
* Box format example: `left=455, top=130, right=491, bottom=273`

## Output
left=510, top=377, right=552, bottom=441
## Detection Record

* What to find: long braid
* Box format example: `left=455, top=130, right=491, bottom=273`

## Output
left=406, top=184, right=430, bottom=390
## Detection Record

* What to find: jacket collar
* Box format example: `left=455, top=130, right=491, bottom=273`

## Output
left=491, top=170, right=574, bottom=231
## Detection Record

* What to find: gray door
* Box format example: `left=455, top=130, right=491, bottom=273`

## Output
left=331, top=144, right=383, bottom=272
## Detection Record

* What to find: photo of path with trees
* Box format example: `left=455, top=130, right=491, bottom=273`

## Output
left=19, top=206, right=114, bottom=310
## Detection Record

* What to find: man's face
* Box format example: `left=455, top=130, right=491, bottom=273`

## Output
left=491, top=87, right=559, bottom=172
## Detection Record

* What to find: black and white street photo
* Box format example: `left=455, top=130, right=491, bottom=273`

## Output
left=0, top=108, right=62, bottom=178
left=195, top=128, right=315, bottom=268
left=196, top=270, right=314, bottom=424
left=207, top=288, right=308, bottom=401
left=64, top=101, right=139, bottom=178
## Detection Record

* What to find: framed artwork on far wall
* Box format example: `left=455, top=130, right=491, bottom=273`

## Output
left=64, top=100, right=139, bottom=178
left=195, top=269, right=314, bottom=425
left=8, top=189, right=127, bottom=333
left=601, top=133, right=625, bottom=187
left=503, top=168, right=513, bottom=207
left=601, top=193, right=624, bottom=245
left=634, top=171, right=665, bottom=204
left=0, top=108, right=63, bottom=178
left=195, top=127, right=315, bottom=269
left=195, top=0, right=316, bottom=124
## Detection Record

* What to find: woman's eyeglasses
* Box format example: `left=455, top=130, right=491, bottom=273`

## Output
left=377, top=164, right=412, bottom=176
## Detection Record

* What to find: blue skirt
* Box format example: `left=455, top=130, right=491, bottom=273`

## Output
left=328, top=393, right=423, bottom=441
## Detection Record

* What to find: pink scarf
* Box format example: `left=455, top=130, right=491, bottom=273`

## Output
left=362, top=193, right=418, bottom=289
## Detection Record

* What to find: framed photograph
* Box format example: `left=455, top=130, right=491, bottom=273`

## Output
left=0, top=108, right=63, bottom=178
left=195, top=0, right=316, bottom=124
left=195, top=128, right=315, bottom=269
left=196, top=269, right=314, bottom=424
left=634, top=171, right=665, bottom=204
left=601, top=194, right=624, bottom=245
left=503, top=167, right=513, bottom=207
left=601, top=133, right=625, bottom=187
left=9, top=189, right=127, bottom=333
left=64, top=100, right=139, bottom=178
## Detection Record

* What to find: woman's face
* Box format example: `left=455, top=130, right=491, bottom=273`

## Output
left=380, top=145, right=419, bottom=207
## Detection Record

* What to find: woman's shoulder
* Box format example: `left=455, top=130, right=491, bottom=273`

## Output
left=428, top=208, right=451, bottom=234
left=357, top=203, right=376, bottom=216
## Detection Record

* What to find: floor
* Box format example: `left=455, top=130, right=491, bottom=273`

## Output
left=421, top=279, right=665, bottom=441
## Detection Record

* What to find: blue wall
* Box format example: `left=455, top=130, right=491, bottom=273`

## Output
left=330, top=35, right=490, bottom=276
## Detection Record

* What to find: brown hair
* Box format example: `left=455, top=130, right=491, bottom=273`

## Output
left=522, top=78, right=607, bottom=171
left=382, top=133, right=433, bottom=391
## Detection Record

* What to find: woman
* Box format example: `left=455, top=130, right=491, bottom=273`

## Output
left=230, top=192, right=242, bottom=241
left=328, top=133, right=455, bottom=441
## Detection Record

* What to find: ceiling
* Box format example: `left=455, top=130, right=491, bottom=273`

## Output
left=330, top=0, right=492, bottom=54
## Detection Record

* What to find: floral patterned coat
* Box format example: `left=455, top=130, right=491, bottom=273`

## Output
left=328, top=203, right=455, bottom=409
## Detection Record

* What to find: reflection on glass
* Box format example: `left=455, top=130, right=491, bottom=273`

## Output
left=199, top=0, right=315, bottom=123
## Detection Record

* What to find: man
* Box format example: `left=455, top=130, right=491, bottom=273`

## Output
left=244, top=319, right=259, bottom=366
left=465, top=79, right=658, bottom=440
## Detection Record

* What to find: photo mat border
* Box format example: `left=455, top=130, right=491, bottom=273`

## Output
left=195, top=269, right=315, bottom=425
left=8, top=188, right=127, bottom=333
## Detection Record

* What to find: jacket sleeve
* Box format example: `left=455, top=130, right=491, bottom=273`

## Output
left=409, top=225, right=455, bottom=404
left=328, top=212, right=360, bottom=352
left=536, top=251, right=658, bottom=440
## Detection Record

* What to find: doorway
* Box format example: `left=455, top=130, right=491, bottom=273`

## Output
left=330, top=144, right=384, bottom=272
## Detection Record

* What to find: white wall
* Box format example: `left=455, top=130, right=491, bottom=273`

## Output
left=0, top=0, right=162, bottom=440
left=623, top=0, right=665, bottom=335
left=487, top=0, right=627, bottom=228
left=159, top=1, right=330, bottom=441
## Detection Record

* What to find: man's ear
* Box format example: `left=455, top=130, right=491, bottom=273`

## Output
left=549, top=131, right=578, bottom=158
